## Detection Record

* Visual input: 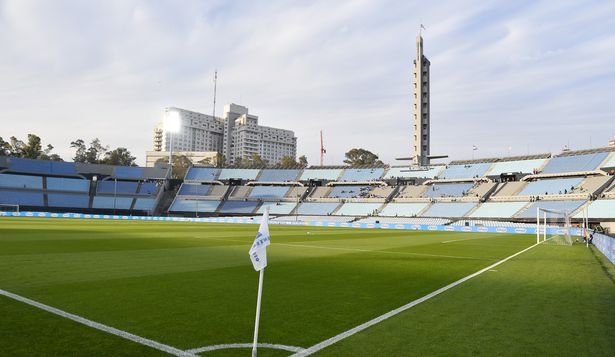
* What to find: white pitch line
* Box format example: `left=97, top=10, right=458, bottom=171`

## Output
left=0, top=289, right=196, bottom=357
left=291, top=242, right=541, bottom=357
left=274, top=243, right=487, bottom=260
left=441, top=235, right=500, bottom=244
left=187, top=342, right=305, bottom=353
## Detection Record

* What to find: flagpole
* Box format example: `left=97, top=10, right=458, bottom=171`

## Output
left=252, top=269, right=264, bottom=357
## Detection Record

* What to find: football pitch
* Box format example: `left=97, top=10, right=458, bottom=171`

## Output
left=1, top=218, right=614, bottom=356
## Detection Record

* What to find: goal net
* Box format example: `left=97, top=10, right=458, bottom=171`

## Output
left=536, top=207, right=572, bottom=245
left=0, top=204, right=19, bottom=213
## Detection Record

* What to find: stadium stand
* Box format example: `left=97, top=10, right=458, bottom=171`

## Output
left=576, top=199, right=615, bottom=219
left=219, top=200, right=259, bottom=214
left=395, top=185, right=428, bottom=199
left=46, top=177, right=90, bottom=192
left=439, top=163, right=492, bottom=179
left=0, top=191, right=44, bottom=206
left=178, top=184, right=213, bottom=196
left=421, top=202, right=476, bottom=217
left=424, top=183, right=474, bottom=198
left=258, top=202, right=297, bottom=215
left=169, top=199, right=221, bottom=213
left=334, top=203, right=382, bottom=216
left=92, top=196, right=134, bottom=210
left=296, top=202, right=340, bottom=215
left=383, top=166, right=443, bottom=180
left=8, top=158, right=78, bottom=176
left=339, top=168, right=385, bottom=182
left=299, top=168, right=342, bottom=181
left=358, top=217, right=452, bottom=225
left=541, top=151, right=609, bottom=174
left=96, top=180, right=139, bottom=194
left=601, top=154, right=615, bottom=169
left=184, top=167, right=220, bottom=181
left=286, top=186, right=307, bottom=198
left=133, top=198, right=156, bottom=211
left=517, top=177, right=584, bottom=196
left=0, top=173, right=43, bottom=189
left=515, top=200, right=586, bottom=219
left=218, top=169, right=260, bottom=181
left=48, top=194, right=90, bottom=208
left=468, top=202, right=528, bottom=218
left=249, top=186, right=290, bottom=199
left=329, top=185, right=370, bottom=198
left=492, top=181, right=527, bottom=197
left=379, top=202, right=428, bottom=217
left=229, top=186, right=252, bottom=198
left=257, top=169, right=301, bottom=182
left=485, top=158, right=547, bottom=176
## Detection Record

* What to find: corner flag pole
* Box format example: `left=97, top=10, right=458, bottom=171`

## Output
left=252, top=268, right=264, bottom=357
left=249, top=207, right=270, bottom=357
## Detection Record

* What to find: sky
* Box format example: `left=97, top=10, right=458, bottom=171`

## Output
left=1, top=0, right=614, bottom=166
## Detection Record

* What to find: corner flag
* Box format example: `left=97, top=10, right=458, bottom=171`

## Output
left=249, top=208, right=270, bottom=271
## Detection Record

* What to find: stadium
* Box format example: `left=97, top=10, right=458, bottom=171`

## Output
left=2, top=2, right=615, bottom=357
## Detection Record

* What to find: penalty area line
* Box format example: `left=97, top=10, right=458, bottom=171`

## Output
left=0, top=289, right=196, bottom=357
left=187, top=343, right=305, bottom=353
left=291, top=242, right=541, bottom=356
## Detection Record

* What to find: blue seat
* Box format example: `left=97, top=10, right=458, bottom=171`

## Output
left=0, top=191, right=44, bottom=206
left=138, top=182, right=158, bottom=195
left=469, top=202, right=528, bottom=218
left=134, top=198, right=156, bottom=211
left=219, top=200, right=259, bottom=214
left=169, top=199, right=220, bottom=213
left=185, top=167, right=221, bottom=181
left=97, top=181, right=139, bottom=194
left=250, top=186, right=290, bottom=199
left=0, top=174, right=43, bottom=189
left=92, top=196, right=134, bottom=209
left=384, top=166, right=443, bottom=179
left=421, top=203, right=476, bottom=218
left=178, top=184, right=213, bottom=196
left=334, top=203, right=382, bottom=216
left=296, top=202, right=340, bottom=215
left=48, top=194, right=89, bottom=208
left=218, top=169, right=260, bottom=181
left=424, top=183, right=473, bottom=198
left=518, top=178, right=583, bottom=196
left=258, top=202, right=297, bottom=214
left=257, top=170, right=300, bottom=182
left=380, top=203, right=428, bottom=217
left=541, top=152, right=609, bottom=174
left=328, top=186, right=370, bottom=198
left=299, top=169, right=342, bottom=181
left=486, top=159, right=547, bottom=176
left=439, top=163, right=492, bottom=179
left=339, top=168, right=385, bottom=181
left=47, top=177, right=90, bottom=192
left=516, top=200, right=586, bottom=218
left=114, top=167, right=145, bottom=180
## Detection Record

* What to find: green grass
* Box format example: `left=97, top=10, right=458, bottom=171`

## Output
left=0, top=217, right=613, bottom=356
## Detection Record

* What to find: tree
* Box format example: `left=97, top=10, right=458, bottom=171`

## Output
left=216, top=153, right=226, bottom=168
left=298, top=155, right=308, bottom=167
left=280, top=156, right=297, bottom=168
left=156, top=155, right=192, bottom=179
left=101, top=147, right=137, bottom=166
left=0, top=137, right=10, bottom=156
left=248, top=154, right=267, bottom=167
left=3, top=134, right=62, bottom=161
left=343, top=148, right=383, bottom=167
left=71, top=138, right=108, bottom=163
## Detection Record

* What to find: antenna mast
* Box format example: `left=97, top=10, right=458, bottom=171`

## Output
left=212, top=70, right=218, bottom=119
left=320, top=130, right=326, bottom=166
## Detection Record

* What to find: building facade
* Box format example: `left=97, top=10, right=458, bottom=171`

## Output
left=413, top=34, right=430, bottom=166
left=153, top=104, right=296, bottom=165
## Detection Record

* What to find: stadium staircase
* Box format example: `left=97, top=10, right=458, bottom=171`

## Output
left=154, top=189, right=177, bottom=216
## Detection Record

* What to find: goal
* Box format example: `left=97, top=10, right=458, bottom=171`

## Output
left=0, top=204, right=19, bottom=213
left=536, top=207, right=572, bottom=245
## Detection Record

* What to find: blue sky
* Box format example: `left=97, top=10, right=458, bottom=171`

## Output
left=1, top=0, right=614, bottom=165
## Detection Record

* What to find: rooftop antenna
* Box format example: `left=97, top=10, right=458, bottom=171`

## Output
left=212, top=69, right=218, bottom=119
left=320, top=130, right=326, bottom=167
left=419, top=23, right=426, bottom=35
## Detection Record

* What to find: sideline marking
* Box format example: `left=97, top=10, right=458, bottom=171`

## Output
left=441, top=236, right=499, bottom=244
left=187, top=343, right=305, bottom=354
left=275, top=242, right=487, bottom=260
left=0, top=289, right=195, bottom=357
left=291, top=242, right=541, bottom=356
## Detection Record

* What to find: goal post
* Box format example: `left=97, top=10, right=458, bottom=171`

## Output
left=0, top=204, right=20, bottom=214
left=536, top=207, right=572, bottom=245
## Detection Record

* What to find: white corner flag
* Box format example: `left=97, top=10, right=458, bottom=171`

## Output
left=249, top=207, right=271, bottom=271
left=250, top=207, right=270, bottom=357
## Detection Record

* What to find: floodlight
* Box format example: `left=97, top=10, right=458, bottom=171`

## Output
left=165, top=111, right=181, bottom=133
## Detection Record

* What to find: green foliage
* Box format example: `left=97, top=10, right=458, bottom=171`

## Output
left=298, top=155, right=308, bottom=167
left=155, top=154, right=192, bottom=179
left=71, top=138, right=108, bottom=163
left=1, top=134, right=63, bottom=161
left=343, top=148, right=383, bottom=167
left=100, top=147, right=137, bottom=166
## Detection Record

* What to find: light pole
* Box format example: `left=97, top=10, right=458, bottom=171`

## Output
left=165, top=111, right=181, bottom=179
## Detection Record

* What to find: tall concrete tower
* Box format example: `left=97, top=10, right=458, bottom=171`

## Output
left=413, top=33, right=430, bottom=166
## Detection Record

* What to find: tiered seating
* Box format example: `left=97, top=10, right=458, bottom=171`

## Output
left=286, top=186, right=307, bottom=198
left=424, top=183, right=473, bottom=198
left=541, top=152, right=609, bottom=174
left=138, top=182, right=158, bottom=195
left=601, top=154, right=615, bottom=169
left=339, top=168, right=385, bottom=181
left=0, top=173, right=43, bottom=189
left=468, top=202, right=528, bottom=218
left=485, top=159, right=547, bottom=176
left=515, top=200, right=586, bottom=218
left=9, top=158, right=77, bottom=176
left=328, top=186, right=370, bottom=198
left=48, top=194, right=89, bottom=208
left=334, top=203, right=382, bottom=216
left=133, top=198, right=156, bottom=211
left=493, top=182, right=527, bottom=196
left=358, top=217, right=451, bottom=225
left=219, top=201, right=259, bottom=214
left=380, top=203, right=428, bottom=217
left=518, top=177, right=583, bottom=196
left=575, top=176, right=612, bottom=196
left=258, top=202, right=297, bottom=214
left=383, top=166, right=443, bottom=180
left=368, top=186, right=394, bottom=199
left=218, top=169, right=260, bottom=181
left=178, top=184, right=213, bottom=196
left=96, top=180, right=139, bottom=194
left=184, top=167, right=220, bottom=181
left=0, top=191, right=44, bottom=206
left=169, top=200, right=220, bottom=213
left=296, top=202, right=340, bottom=215
left=47, top=177, right=90, bottom=192
left=249, top=186, right=290, bottom=199
left=396, top=185, right=427, bottom=199
left=310, top=187, right=331, bottom=199
left=421, top=203, right=476, bottom=217
left=439, top=163, right=492, bottom=179
left=257, top=169, right=300, bottom=182
left=577, top=199, right=615, bottom=219
left=92, top=196, right=133, bottom=209
left=229, top=186, right=252, bottom=198
left=299, top=169, right=342, bottom=181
